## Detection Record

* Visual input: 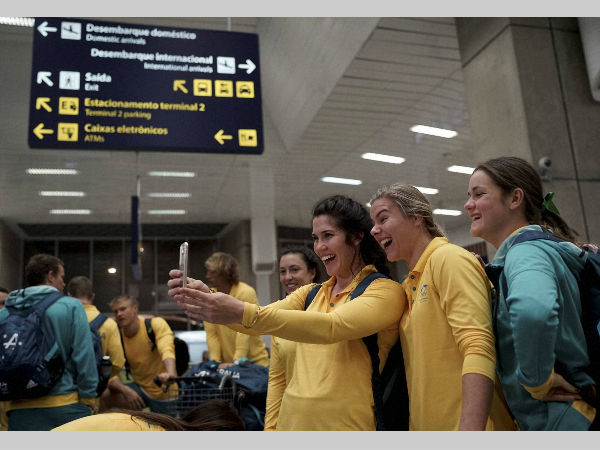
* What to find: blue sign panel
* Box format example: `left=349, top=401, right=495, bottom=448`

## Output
left=28, top=18, right=263, bottom=154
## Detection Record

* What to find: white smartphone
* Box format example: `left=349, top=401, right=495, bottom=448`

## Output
left=179, top=241, right=189, bottom=288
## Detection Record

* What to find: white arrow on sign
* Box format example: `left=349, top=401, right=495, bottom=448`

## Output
left=37, top=21, right=57, bottom=37
left=37, top=72, right=53, bottom=87
left=238, top=59, right=256, bottom=75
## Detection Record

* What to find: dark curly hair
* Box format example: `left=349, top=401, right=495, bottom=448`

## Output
left=312, top=195, right=390, bottom=277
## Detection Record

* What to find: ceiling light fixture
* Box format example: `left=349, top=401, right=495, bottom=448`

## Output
left=0, top=17, right=34, bottom=27
left=147, top=210, right=187, bottom=215
left=39, top=191, right=86, bottom=197
left=49, top=209, right=91, bottom=215
left=148, top=171, right=195, bottom=177
left=361, top=153, right=405, bottom=165
left=410, top=125, right=457, bottom=139
left=27, top=168, right=79, bottom=175
left=447, top=165, right=475, bottom=175
left=107, top=267, right=117, bottom=274
left=147, top=192, right=191, bottom=198
left=321, top=176, right=362, bottom=186
left=433, top=209, right=462, bottom=216
left=415, top=186, right=439, bottom=195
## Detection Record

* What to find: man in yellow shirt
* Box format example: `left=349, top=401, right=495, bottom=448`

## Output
left=203, top=252, right=269, bottom=369
left=101, top=295, right=177, bottom=414
left=66, top=276, right=127, bottom=411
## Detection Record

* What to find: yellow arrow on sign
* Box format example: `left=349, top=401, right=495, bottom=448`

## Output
left=173, top=80, right=188, bottom=93
left=36, top=97, right=52, bottom=112
left=214, top=129, right=233, bottom=145
left=33, top=123, right=54, bottom=140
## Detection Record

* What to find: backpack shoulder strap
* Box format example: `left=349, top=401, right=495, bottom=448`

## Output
left=89, top=312, right=108, bottom=331
left=350, top=271, right=390, bottom=430
left=33, top=291, right=64, bottom=315
left=304, top=284, right=322, bottom=310
left=512, top=229, right=562, bottom=246
left=145, top=317, right=156, bottom=350
left=350, top=272, right=389, bottom=300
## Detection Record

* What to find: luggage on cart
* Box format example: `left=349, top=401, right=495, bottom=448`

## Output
left=183, top=360, right=269, bottom=430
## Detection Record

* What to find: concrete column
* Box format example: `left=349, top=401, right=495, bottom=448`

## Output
left=456, top=18, right=600, bottom=244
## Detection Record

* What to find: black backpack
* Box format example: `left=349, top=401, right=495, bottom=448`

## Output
left=485, top=229, right=600, bottom=409
left=304, top=272, right=409, bottom=430
left=0, top=291, right=65, bottom=401
left=89, top=313, right=111, bottom=396
left=120, top=318, right=190, bottom=377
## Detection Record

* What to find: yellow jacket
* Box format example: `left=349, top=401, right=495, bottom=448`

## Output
left=400, top=237, right=515, bottom=430
left=204, top=281, right=269, bottom=367
left=234, top=265, right=405, bottom=430
left=263, top=335, right=296, bottom=430
left=83, top=304, right=125, bottom=382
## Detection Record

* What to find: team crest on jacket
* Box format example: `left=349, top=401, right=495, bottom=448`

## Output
left=419, top=284, right=429, bottom=303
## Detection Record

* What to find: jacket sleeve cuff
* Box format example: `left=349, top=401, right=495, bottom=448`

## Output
left=522, top=369, right=554, bottom=400
left=242, top=303, right=259, bottom=328
left=462, top=353, right=496, bottom=381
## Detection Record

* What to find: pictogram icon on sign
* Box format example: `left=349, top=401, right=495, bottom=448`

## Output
left=217, top=57, right=236, bottom=74
left=238, top=129, right=257, bottom=147
left=193, top=79, right=212, bottom=97
left=57, top=123, right=78, bottom=142
left=61, top=22, right=81, bottom=40
left=236, top=81, right=254, bottom=98
left=215, top=80, right=234, bottom=97
left=58, top=97, right=79, bottom=115
left=59, top=71, right=80, bottom=90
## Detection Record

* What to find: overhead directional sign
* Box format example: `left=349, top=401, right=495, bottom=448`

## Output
left=28, top=18, right=264, bottom=154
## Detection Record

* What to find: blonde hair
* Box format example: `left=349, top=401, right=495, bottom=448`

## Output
left=370, top=183, right=446, bottom=238
left=109, top=295, right=138, bottom=309
left=204, top=252, right=240, bottom=285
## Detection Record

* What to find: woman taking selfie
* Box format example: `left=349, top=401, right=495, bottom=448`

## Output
left=369, top=183, right=515, bottom=430
left=464, top=156, right=596, bottom=430
left=168, top=195, right=405, bottom=430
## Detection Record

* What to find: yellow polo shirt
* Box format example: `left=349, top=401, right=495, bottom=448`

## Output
left=204, top=281, right=269, bottom=366
left=233, top=265, right=405, bottom=430
left=400, top=237, right=515, bottom=430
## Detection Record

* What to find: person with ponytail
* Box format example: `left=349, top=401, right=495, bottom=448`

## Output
left=465, top=156, right=596, bottom=430
left=369, top=183, right=515, bottom=430
left=168, top=195, right=405, bottom=430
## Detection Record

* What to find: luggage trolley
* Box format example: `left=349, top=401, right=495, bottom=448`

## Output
left=153, top=373, right=245, bottom=418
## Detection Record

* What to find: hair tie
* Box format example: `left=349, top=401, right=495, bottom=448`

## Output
left=542, top=192, right=560, bottom=215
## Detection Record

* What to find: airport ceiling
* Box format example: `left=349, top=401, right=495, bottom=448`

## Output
left=0, top=17, right=479, bottom=239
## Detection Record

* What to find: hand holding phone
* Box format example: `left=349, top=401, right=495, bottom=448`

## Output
left=179, top=242, right=189, bottom=288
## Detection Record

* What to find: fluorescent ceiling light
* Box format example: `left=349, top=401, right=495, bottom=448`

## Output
left=415, top=186, right=439, bottom=195
left=433, top=209, right=462, bottom=216
left=0, top=17, right=34, bottom=27
left=410, top=125, right=457, bottom=139
left=39, top=191, right=85, bottom=197
left=27, top=168, right=79, bottom=175
left=447, top=165, right=475, bottom=175
left=147, top=209, right=187, bottom=215
left=361, top=153, right=405, bottom=165
left=321, top=176, right=362, bottom=186
left=50, top=209, right=91, bottom=215
left=148, top=171, right=195, bottom=177
left=147, top=192, right=191, bottom=198
left=107, top=267, right=117, bottom=274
